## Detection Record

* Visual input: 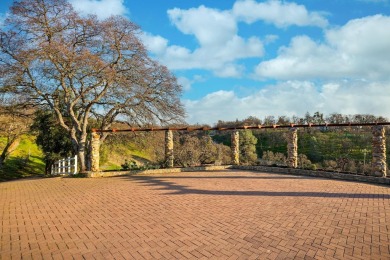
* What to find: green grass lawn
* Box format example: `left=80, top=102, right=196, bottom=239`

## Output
left=100, top=141, right=153, bottom=171
left=0, top=135, right=45, bottom=181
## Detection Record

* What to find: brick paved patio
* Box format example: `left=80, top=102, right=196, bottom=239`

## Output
left=1, top=170, right=390, bottom=259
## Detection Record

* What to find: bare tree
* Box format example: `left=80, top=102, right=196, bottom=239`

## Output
left=0, top=0, right=184, bottom=171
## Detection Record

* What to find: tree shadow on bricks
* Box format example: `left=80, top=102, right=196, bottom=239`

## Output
left=124, top=176, right=390, bottom=199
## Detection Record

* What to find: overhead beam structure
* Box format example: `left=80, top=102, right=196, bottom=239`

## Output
left=90, top=122, right=389, bottom=177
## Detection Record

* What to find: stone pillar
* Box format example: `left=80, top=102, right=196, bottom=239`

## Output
left=91, top=132, right=100, bottom=172
left=165, top=130, right=174, bottom=168
left=372, top=125, right=387, bottom=177
left=231, top=130, right=240, bottom=165
left=287, top=128, right=298, bottom=168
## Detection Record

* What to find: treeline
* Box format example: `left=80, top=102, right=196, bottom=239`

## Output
left=212, top=112, right=389, bottom=174
left=215, top=112, right=388, bottom=127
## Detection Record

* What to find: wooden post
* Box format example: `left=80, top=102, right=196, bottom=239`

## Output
left=165, top=130, right=174, bottom=168
left=372, top=125, right=387, bottom=177
left=231, top=130, right=240, bottom=165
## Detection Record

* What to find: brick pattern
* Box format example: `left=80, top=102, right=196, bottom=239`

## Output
left=1, top=171, right=390, bottom=259
left=234, top=165, right=390, bottom=185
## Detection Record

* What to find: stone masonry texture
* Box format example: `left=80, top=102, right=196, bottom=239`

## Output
left=231, top=131, right=240, bottom=165
left=287, top=128, right=298, bottom=168
left=165, top=130, right=174, bottom=168
left=1, top=170, right=390, bottom=259
left=90, top=132, right=100, bottom=172
left=372, top=125, right=387, bottom=177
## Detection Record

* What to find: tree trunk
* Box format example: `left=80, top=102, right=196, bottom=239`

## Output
left=0, top=137, right=20, bottom=166
left=77, top=141, right=87, bottom=172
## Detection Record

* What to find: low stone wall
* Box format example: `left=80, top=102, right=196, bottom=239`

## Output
left=84, top=164, right=390, bottom=185
left=85, top=165, right=231, bottom=178
left=232, top=165, right=390, bottom=185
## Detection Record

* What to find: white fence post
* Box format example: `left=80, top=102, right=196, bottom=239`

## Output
left=67, top=157, right=71, bottom=174
left=51, top=156, right=78, bottom=175
left=73, top=156, right=78, bottom=175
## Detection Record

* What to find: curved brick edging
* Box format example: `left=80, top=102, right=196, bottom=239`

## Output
left=84, top=165, right=232, bottom=178
left=232, top=165, right=390, bottom=185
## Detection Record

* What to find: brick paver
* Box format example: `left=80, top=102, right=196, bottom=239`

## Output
left=1, top=170, right=390, bottom=259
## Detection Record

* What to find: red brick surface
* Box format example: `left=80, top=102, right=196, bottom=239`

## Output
left=1, top=170, right=390, bottom=259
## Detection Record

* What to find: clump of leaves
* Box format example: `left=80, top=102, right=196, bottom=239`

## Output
left=121, top=160, right=138, bottom=170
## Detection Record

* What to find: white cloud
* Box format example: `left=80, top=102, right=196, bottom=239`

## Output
left=232, top=0, right=328, bottom=28
left=69, top=0, right=128, bottom=20
left=255, top=15, right=390, bottom=81
left=214, top=63, right=245, bottom=78
left=177, top=75, right=205, bottom=91
left=141, top=5, right=264, bottom=77
left=142, top=1, right=329, bottom=77
left=140, top=33, right=169, bottom=55
left=177, top=77, right=192, bottom=92
left=184, top=80, right=390, bottom=124
left=168, top=6, right=236, bottom=47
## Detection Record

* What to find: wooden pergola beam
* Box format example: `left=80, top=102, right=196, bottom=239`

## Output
left=91, top=122, right=390, bottom=133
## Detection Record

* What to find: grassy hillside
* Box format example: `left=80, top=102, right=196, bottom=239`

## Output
left=0, top=131, right=163, bottom=180
left=99, top=133, right=164, bottom=171
left=0, top=135, right=45, bottom=181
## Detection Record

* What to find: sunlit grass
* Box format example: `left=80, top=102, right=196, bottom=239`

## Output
left=0, top=135, right=45, bottom=181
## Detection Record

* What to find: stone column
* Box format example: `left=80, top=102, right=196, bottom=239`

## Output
left=165, top=130, right=174, bottom=168
left=287, top=128, right=298, bottom=168
left=91, top=132, right=100, bottom=172
left=372, top=125, right=387, bottom=177
left=231, top=130, right=240, bottom=165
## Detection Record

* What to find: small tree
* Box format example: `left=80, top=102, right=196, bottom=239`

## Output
left=174, top=133, right=231, bottom=167
left=31, top=110, right=73, bottom=174
left=175, top=135, right=201, bottom=167
left=240, top=130, right=258, bottom=164
left=261, top=151, right=286, bottom=166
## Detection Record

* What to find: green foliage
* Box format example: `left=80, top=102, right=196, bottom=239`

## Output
left=174, top=133, right=231, bottom=167
left=298, top=154, right=316, bottom=170
left=209, top=112, right=386, bottom=174
left=120, top=159, right=161, bottom=171
left=255, top=130, right=287, bottom=158
left=239, top=130, right=258, bottom=164
left=121, top=160, right=138, bottom=170
left=31, top=110, right=73, bottom=173
left=261, top=151, right=286, bottom=166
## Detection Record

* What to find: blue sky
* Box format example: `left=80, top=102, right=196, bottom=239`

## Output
left=1, top=0, right=390, bottom=124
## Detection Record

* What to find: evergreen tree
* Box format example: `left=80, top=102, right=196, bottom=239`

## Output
left=240, top=130, right=258, bottom=164
left=31, top=110, right=73, bottom=174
